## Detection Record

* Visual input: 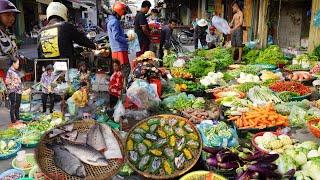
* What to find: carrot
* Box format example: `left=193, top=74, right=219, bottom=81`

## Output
left=228, top=116, right=239, bottom=121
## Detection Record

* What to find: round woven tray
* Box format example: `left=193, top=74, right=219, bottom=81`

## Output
left=35, top=119, right=125, bottom=180
left=125, top=114, right=203, bottom=179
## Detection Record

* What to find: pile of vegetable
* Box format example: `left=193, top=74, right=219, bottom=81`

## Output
left=197, top=121, right=238, bottom=148
left=237, top=73, right=260, bottom=84
left=234, top=82, right=260, bottom=93
left=310, top=63, right=320, bottom=75
left=260, top=70, right=283, bottom=82
left=200, top=72, right=227, bottom=87
left=186, top=57, right=216, bottom=78
left=162, top=93, right=205, bottom=111
left=171, top=68, right=193, bottom=79
left=228, top=104, right=289, bottom=129
left=0, top=128, right=20, bottom=140
left=173, top=78, right=205, bottom=92
left=163, top=54, right=177, bottom=68
left=25, top=120, right=51, bottom=133
left=198, top=47, right=234, bottom=70
left=277, top=91, right=300, bottom=102
left=292, top=54, right=318, bottom=69
left=181, top=106, right=220, bottom=123
left=269, top=81, right=312, bottom=95
left=275, top=141, right=320, bottom=180
left=0, top=140, right=18, bottom=155
left=255, top=45, right=287, bottom=65
left=243, top=49, right=260, bottom=64
left=247, top=86, right=282, bottom=106
left=212, top=87, right=246, bottom=99
left=285, top=64, right=309, bottom=71
left=219, top=96, right=251, bottom=116
left=254, top=132, right=296, bottom=154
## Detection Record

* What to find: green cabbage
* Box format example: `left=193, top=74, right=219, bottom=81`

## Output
left=302, top=158, right=320, bottom=180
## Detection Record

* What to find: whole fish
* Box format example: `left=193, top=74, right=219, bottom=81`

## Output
left=60, top=131, right=78, bottom=142
left=49, top=128, right=65, bottom=138
left=87, top=124, right=106, bottom=152
left=50, top=145, right=86, bottom=177
left=74, top=131, right=88, bottom=144
left=63, top=143, right=108, bottom=166
left=99, top=124, right=123, bottom=159
left=60, top=124, right=74, bottom=132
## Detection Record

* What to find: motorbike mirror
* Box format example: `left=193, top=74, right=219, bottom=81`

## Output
left=87, top=31, right=97, bottom=39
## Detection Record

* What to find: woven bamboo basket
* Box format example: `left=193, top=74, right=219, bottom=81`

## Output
left=125, top=114, right=203, bottom=179
left=35, top=119, right=125, bottom=180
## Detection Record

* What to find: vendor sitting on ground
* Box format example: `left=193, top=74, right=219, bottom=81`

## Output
left=132, top=51, right=163, bottom=96
left=40, top=64, right=56, bottom=113
left=109, top=59, right=123, bottom=108
left=78, top=61, right=90, bottom=88
left=71, top=81, right=89, bottom=118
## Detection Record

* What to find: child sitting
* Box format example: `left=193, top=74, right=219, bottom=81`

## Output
left=108, top=59, right=124, bottom=108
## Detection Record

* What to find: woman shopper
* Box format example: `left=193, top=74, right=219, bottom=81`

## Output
left=5, top=58, right=22, bottom=123
left=0, top=0, right=21, bottom=73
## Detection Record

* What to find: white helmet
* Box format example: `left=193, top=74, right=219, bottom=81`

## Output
left=46, top=2, right=68, bottom=21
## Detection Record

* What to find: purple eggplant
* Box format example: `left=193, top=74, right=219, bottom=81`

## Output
left=251, top=163, right=277, bottom=171
left=217, top=161, right=239, bottom=169
left=243, top=151, right=265, bottom=161
left=202, top=146, right=222, bottom=155
left=206, top=156, right=218, bottom=167
left=255, top=154, right=279, bottom=163
left=247, top=164, right=280, bottom=177
left=283, top=169, right=296, bottom=178
left=236, top=170, right=254, bottom=180
left=216, top=150, right=239, bottom=163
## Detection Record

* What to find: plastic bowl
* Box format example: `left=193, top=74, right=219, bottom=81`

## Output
left=0, top=142, right=22, bottom=160
left=12, top=153, right=36, bottom=175
left=0, top=169, right=25, bottom=179
left=307, top=118, right=320, bottom=138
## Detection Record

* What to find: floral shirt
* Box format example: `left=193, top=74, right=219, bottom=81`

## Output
left=40, top=71, right=57, bottom=94
left=109, top=71, right=123, bottom=97
left=133, top=62, right=160, bottom=81
left=5, top=66, right=22, bottom=94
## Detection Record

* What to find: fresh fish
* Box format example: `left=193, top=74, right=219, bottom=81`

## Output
left=87, top=124, right=106, bottom=152
left=49, top=129, right=65, bottom=138
left=63, top=143, right=108, bottom=166
left=99, top=124, right=123, bottom=159
left=50, top=145, right=86, bottom=177
left=177, top=137, right=185, bottom=151
left=75, top=132, right=88, bottom=144
left=145, top=133, right=157, bottom=141
left=129, top=151, right=139, bottom=163
left=60, top=131, right=78, bottom=142
left=60, top=124, right=74, bottom=132
left=149, top=157, right=161, bottom=173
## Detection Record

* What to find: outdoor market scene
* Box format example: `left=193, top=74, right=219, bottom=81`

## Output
left=1, top=0, right=320, bottom=179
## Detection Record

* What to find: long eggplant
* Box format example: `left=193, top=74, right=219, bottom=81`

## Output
left=247, top=164, right=280, bottom=177
left=243, top=151, right=265, bottom=161
left=202, top=146, right=222, bottom=155
left=217, top=161, right=239, bottom=169
left=251, top=163, right=277, bottom=171
left=206, top=156, right=218, bottom=167
left=255, top=154, right=279, bottom=163
left=216, top=150, right=239, bottom=163
left=236, top=170, right=254, bottom=180
left=283, top=169, right=296, bottom=178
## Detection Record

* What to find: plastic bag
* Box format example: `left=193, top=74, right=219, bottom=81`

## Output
left=113, top=100, right=125, bottom=122
left=126, top=79, right=160, bottom=110
left=211, top=16, right=230, bottom=35
left=128, top=31, right=141, bottom=55
left=67, top=97, right=78, bottom=116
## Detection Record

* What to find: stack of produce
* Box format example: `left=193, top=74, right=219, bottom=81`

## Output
left=171, top=68, right=193, bottom=79
left=126, top=117, right=201, bottom=177
left=200, top=72, right=227, bottom=87
left=186, top=57, right=216, bottom=78
left=162, top=93, right=205, bottom=111
left=197, top=121, right=238, bottom=148
left=253, top=132, right=296, bottom=154
left=287, top=71, right=313, bottom=82
left=247, top=86, right=282, bottom=106
left=260, top=70, right=283, bottom=82
left=0, top=140, right=18, bottom=155
left=255, top=45, right=287, bottom=65
left=236, top=73, right=260, bottom=84
left=228, top=104, right=289, bottom=129
left=218, top=96, right=251, bottom=116
left=269, top=81, right=312, bottom=96
left=181, top=104, right=220, bottom=123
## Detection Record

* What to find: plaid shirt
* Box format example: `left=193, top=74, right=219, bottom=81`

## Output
left=5, top=66, right=22, bottom=94
left=40, top=71, right=57, bottom=94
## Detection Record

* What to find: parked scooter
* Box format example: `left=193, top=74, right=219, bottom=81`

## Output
left=177, top=29, right=194, bottom=45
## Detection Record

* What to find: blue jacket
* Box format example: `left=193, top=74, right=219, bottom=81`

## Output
left=106, top=15, right=128, bottom=52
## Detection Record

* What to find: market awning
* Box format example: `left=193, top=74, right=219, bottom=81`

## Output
left=36, top=0, right=52, bottom=5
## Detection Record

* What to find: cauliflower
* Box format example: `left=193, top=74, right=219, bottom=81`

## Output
left=295, top=151, right=308, bottom=166
left=302, top=158, right=320, bottom=180
left=276, top=154, right=297, bottom=175
left=263, top=132, right=277, bottom=141
left=200, top=78, right=211, bottom=87
left=268, top=140, right=283, bottom=150
left=307, top=150, right=320, bottom=160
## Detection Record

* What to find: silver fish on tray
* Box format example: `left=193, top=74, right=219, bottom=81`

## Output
left=60, top=124, right=74, bottom=132
left=60, top=131, right=78, bottom=142
left=74, top=131, right=88, bottom=144
left=99, top=124, right=123, bottom=159
left=49, top=128, right=65, bottom=138
left=50, top=145, right=86, bottom=177
left=175, top=153, right=185, bottom=169
left=64, top=143, right=108, bottom=166
left=87, top=124, right=107, bottom=152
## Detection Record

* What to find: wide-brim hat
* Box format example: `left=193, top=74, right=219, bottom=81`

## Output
left=137, top=51, right=157, bottom=62
left=197, top=19, right=208, bottom=27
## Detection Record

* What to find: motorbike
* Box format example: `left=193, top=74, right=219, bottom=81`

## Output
left=177, top=29, right=194, bottom=45
left=74, top=31, right=112, bottom=73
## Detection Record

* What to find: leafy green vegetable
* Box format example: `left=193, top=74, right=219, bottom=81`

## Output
left=163, top=54, right=177, bottom=68
left=276, top=154, right=297, bottom=175
left=301, top=158, right=320, bottom=180
left=0, top=128, right=20, bottom=139
left=285, top=64, right=309, bottom=71
left=255, top=45, right=287, bottom=65
left=162, top=93, right=196, bottom=110
left=234, top=82, right=260, bottom=93
left=243, top=49, right=260, bottom=64
left=187, top=56, right=216, bottom=78
left=278, top=91, right=300, bottom=102
left=313, top=45, right=320, bottom=58
left=202, top=47, right=234, bottom=70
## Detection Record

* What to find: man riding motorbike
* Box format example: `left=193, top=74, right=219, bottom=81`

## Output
left=37, top=2, right=96, bottom=69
